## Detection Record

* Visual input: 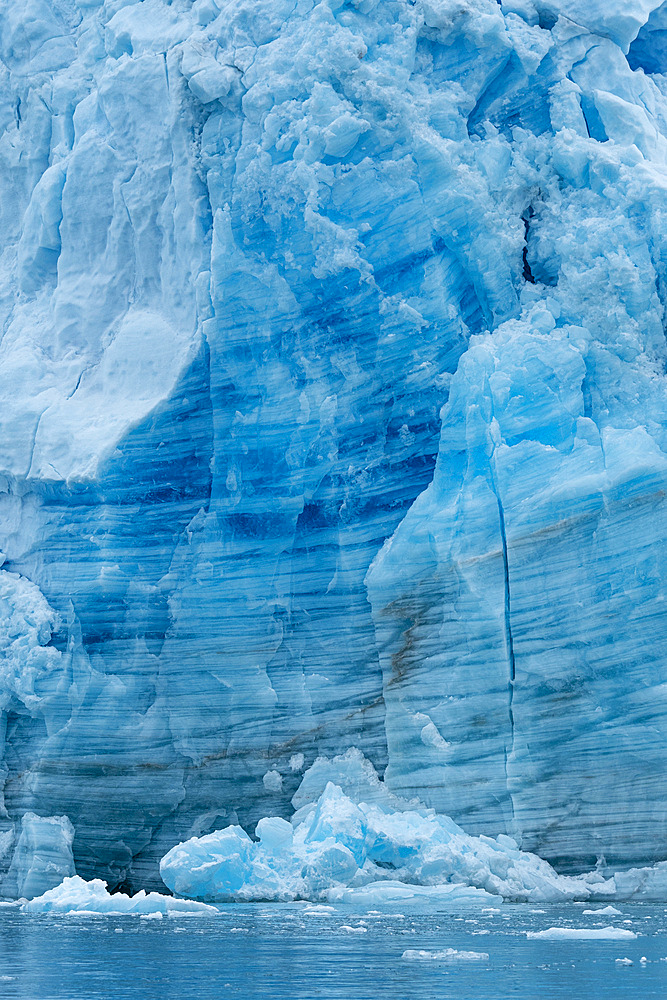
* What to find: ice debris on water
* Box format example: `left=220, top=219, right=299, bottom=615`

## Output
left=583, top=906, right=622, bottom=915
left=527, top=926, right=637, bottom=940
left=22, top=875, right=218, bottom=916
left=402, top=948, right=489, bottom=962
left=159, top=751, right=667, bottom=904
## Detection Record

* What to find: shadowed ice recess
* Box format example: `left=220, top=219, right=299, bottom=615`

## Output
left=1, top=0, right=667, bottom=901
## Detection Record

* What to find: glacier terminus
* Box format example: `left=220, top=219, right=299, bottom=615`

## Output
left=0, top=0, right=667, bottom=905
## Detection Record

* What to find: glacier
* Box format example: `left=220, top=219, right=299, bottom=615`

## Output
left=0, top=0, right=666, bottom=898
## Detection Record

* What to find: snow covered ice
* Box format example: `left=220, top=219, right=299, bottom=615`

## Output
left=0, top=0, right=665, bottom=898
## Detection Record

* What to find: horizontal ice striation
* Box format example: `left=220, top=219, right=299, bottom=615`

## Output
left=0, top=0, right=665, bottom=894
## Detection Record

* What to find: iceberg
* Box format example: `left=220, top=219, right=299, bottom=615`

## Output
left=158, top=751, right=667, bottom=905
left=0, top=0, right=666, bottom=893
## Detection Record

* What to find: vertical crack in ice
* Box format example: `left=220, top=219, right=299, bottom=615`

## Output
left=497, top=487, right=517, bottom=831
left=494, top=490, right=516, bottom=690
left=488, top=445, right=517, bottom=830
left=521, top=207, right=536, bottom=284
left=26, top=408, right=48, bottom=480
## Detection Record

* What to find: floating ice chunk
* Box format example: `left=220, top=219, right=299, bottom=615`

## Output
left=22, top=876, right=218, bottom=915
left=328, top=882, right=493, bottom=907
left=402, top=948, right=489, bottom=962
left=583, top=905, right=622, bottom=915
left=338, top=924, right=368, bottom=933
left=527, top=926, right=637, bottom=940
left=615, top=957, right=634, bottom=965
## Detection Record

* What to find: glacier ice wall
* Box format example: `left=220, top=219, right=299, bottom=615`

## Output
left=1, top=0, right=667, bottom=892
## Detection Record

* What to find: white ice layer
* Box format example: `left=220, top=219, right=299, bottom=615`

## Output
left=159, top=751, right=667, bottom=904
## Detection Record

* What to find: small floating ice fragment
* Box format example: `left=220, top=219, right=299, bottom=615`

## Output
left=402, top=948, right=489, bottom=962
left=527, top=926, right=637, bottom=941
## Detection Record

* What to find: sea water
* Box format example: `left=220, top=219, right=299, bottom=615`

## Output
left=0, top=903, right=664, bottom=999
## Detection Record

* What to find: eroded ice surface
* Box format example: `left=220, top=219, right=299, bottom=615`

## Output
left=0, top=0, right=666, bottom=893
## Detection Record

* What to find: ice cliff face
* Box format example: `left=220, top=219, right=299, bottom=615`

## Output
left=1, top=0, right=667, bottom=894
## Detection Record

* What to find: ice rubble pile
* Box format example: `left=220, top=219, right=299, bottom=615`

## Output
left=159, top=752, right=667, bottom=904
left=1, top=0, right=667, bottom=894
